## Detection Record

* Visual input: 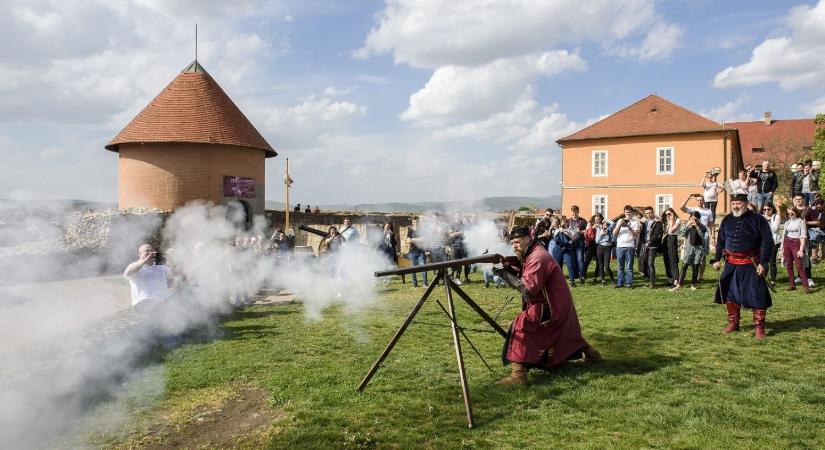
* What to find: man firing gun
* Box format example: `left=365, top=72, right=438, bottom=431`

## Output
left=495, top=226, right=602, bottom=385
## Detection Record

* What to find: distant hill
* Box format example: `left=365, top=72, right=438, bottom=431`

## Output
left=0, top=199, right=117, bottom=212
left=266, top=195, right=560, bottom=213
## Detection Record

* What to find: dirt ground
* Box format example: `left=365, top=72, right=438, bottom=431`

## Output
left=129, top=386, right=282, bottom=450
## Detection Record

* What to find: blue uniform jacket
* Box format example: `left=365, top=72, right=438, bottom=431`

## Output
left=712, top=210, right=773, bottom=266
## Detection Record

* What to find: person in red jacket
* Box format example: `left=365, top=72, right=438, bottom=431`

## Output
left=497, top=226, right=602, bottom=385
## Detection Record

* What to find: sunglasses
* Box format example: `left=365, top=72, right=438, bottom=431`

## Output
left=762, top=208, right=771, bottom=211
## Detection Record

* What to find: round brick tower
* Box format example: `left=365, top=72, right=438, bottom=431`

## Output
left=105, top=60, right=276, bottom=219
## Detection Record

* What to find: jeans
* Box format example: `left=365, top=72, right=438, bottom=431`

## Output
left=755, top=192, right=773, bottom=210
left=677, top=263, right=699, bottom=286
left=804, top=192, right=816, bottom=206
left=561, top=248, right=577, bottom=283
left=548, top=241, right=563, bottom=265
left=573, top=244, right=585, bottom=280
left=430, top=247, right=447, bottom=278
left=595, top=244, right=613, bottom=282
left=483, top=269, right=504, bottom=287
left=642, top=247, right=658, bottom=283
left=583, top=243, right=597, bottom=280
left=616, top=246, right=635, bottom=287
left=409, top=251, right=427, bottom=286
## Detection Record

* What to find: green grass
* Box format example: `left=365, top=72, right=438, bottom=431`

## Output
left=100, top=262, right=825, bottom=449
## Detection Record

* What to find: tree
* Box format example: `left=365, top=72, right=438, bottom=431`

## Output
left=761, top=135, right=811, bottom=200
left=814, top=113, right=825, bottom=198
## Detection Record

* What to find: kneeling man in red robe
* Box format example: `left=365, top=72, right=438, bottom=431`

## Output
left=498, top=226, right=602, bottom=385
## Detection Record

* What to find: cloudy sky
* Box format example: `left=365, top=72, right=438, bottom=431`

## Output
left=1, top=0, right=824, bottom=205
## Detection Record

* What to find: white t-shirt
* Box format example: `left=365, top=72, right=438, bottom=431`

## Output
left=615, top=219, right=640, bottom=248
left=126, top=264, right=170, bottom=306
left=703, top=182, right=719, bottom=202
left=730, top=179, right=749, bottom=195
left=686, top=207, right=713, bottom=227
left=802, top=175, right=812, bottom=194
left=784, top=218, right=805, bottom=240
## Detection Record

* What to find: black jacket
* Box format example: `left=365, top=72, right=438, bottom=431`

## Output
left=750, top=169, right=778, bottom=194
left=637, top=219, right=664, bottom=253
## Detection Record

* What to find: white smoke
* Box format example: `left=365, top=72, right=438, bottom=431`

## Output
left=0, top=200, right=389, bottom=449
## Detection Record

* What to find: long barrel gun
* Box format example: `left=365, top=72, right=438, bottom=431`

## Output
left=374, top=253, right=523, bottom=290
left=299, top=224, right=329, bottom=238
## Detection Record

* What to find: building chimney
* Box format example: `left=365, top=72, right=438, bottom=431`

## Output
left=764, top=111, right=772, bottom=126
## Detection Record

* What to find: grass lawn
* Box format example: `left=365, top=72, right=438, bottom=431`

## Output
left=95, top=262, right=825, bottom=449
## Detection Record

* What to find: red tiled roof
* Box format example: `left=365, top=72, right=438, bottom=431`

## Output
left=727, top=119, right=816, bottom=166
left=557, top=94, right=723, bottom=143
left=106, top=61, right=276, bottom=157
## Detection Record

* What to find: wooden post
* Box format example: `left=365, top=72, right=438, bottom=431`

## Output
left=285, top=158, right=290, bottom=231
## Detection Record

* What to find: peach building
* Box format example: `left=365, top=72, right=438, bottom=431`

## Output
left=105, top=60, right=276, bottom=220
left=556, top=95, right=744, bottom=219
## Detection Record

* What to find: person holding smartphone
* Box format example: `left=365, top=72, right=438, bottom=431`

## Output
left=612, top=205, right=641, bottom=288
left=124, top=243, right=172, bottom=313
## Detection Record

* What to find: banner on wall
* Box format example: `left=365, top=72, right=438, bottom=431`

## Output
left=223, top=176, right=255, bottom=198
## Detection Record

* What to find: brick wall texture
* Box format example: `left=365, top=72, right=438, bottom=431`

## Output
left=119, top=142, right=266, bottom=213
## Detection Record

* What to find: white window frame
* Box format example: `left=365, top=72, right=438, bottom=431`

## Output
left=592, top=194, right=607, bottom=216
left=592, top=150, right=607, bottom=177
left=656, top=146, right=674, bottom=175
left=655, top=194, right=673, bottom=216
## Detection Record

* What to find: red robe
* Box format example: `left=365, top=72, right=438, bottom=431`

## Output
left=505, top=242, right=587, bottom=367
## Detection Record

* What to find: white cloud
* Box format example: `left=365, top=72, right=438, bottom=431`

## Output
left=38, top=146, right=65, bottom=160
left=802, top=94, right=825, bottom=115
left=256, top=94, right=367, bottom=149
left=355, top=74, right=389, bottom=85
left=322, top=86, right=353, bottom=97
left=355, top=0, right=665, bottom=68
left=13, top=6, right=61, bottom=33
left=605, top=22, right=684, bottom=61
left=401, top=50, right=586, bottom=126
left=713, top=0, right=825, bottom=90
left=271, top=131, right=566, bottom=204
left=0, top=0, right=287, bottom=125
left=699, top=96, right=756, bottom=123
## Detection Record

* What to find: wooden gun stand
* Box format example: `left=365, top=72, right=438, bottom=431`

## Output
left=357, top=267, right=507, bottom=428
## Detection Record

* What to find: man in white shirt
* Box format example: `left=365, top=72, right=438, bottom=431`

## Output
left=680, top=194, right=713, bottom=228
left=729, top=170, right=750, bottom=196
left=340, top=218, right=360, bottom=244
left=612, top=205, right=641, bottom=288
left=124, top=244, right=171, bottom=312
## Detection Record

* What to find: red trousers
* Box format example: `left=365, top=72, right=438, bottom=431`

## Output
left=783, top=237, right=808, bottom=287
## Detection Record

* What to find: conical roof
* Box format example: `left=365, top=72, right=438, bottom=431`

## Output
left=106, top=60, right=276, bottom=157
left=557, top=94, right=722, bottom=144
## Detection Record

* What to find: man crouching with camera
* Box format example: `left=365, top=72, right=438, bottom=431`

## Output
left=496, top=226, right=602, bottom=385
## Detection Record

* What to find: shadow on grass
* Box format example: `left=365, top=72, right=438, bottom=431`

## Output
left=223, top=324, right=282, bottom=340
left=230, top=308, right=296, bottom=320
left=768, top=314, right=825, bottom=335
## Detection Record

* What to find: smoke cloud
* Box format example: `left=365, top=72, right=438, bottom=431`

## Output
left=0, top=201, right=391, bottom=449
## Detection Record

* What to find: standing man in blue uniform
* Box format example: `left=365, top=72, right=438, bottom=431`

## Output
left=711, top=194, right=774, bottom=339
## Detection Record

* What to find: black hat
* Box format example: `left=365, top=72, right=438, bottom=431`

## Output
left=731, top=194, right=748, bottom=202
left=691, top=211, right=702, bottom=219
left=508, top=226, right=531, bottom=240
